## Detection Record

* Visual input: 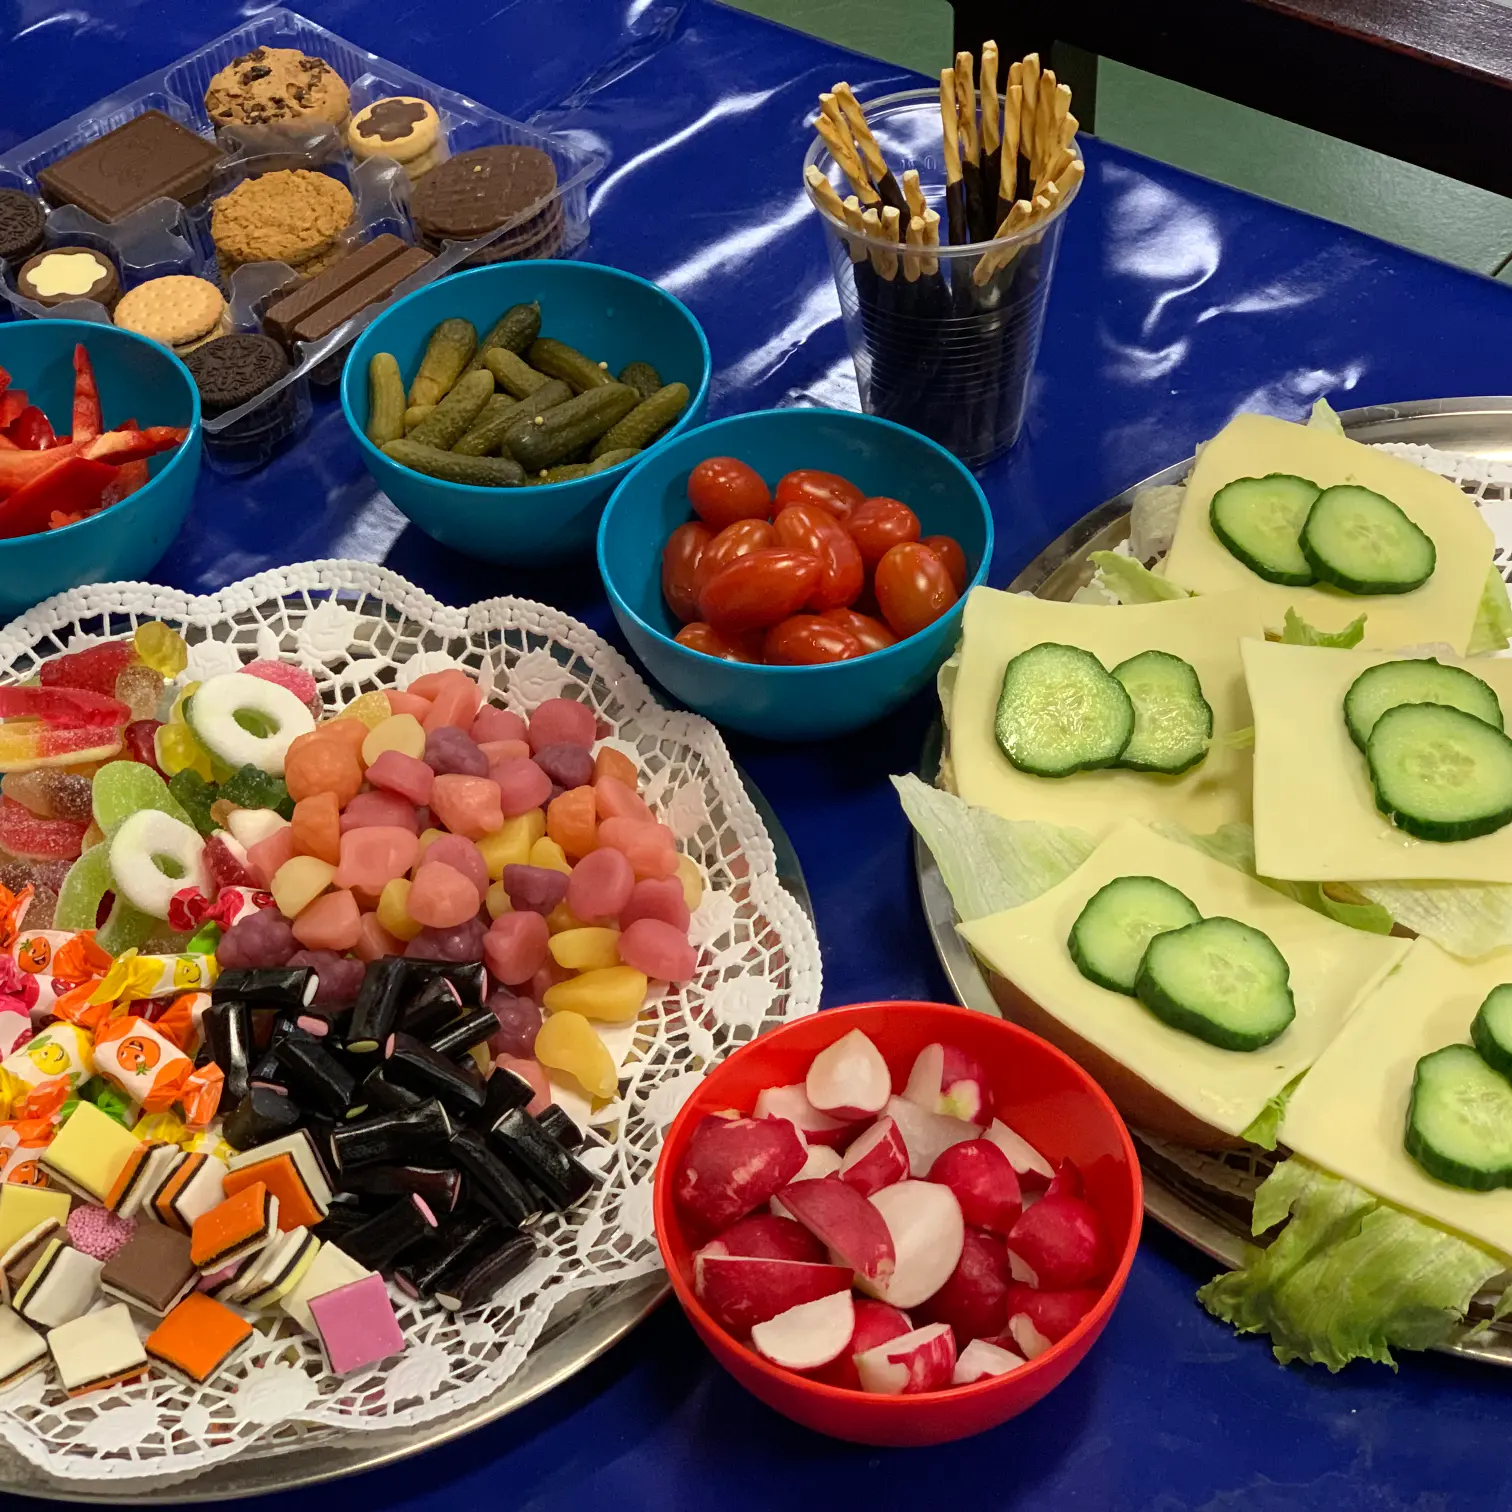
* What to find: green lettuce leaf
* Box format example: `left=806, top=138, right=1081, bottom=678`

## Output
left=892, top=774, right=1096, bottom=921
left=1239, top=1073, right=1303, bottom=1151
left=1084, top=551, right=1190, bottom=605
left=1354, top=878, right=1512, bottom=960
left=1198, top=1158, right=1508, bottom=1370
left=1468, top=565, right=1512, bottom=657
left=1308, top=397, right=1346, bottom=435
left=1281, top=608, right=1367, bottom=648
left=1127, top=484, right=1185, bottom=561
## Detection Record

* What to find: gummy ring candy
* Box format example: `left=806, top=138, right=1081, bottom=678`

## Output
left=188, top=672, right=316, bottom=775
left=108, top=809, right=209, bottom=919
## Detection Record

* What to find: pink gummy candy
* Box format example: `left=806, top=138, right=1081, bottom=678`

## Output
left=472, top=706, right=527, bottom=745
left=246, top=826, right=297, bottom=889
left=292, top=888, right=362, bottom=951
left=340, top=787, right=421, bottom=833
left=429, top=775, right=503, bottom=839
left=354, top=911, right=403, bottom=962
left=334, top=826, right=419, bottom=893
left=408, top=861, right=482, bottom=929
left=385, top=689, right=432, bottom=721
left=483, top=910, right=550, bottom=986
left=363, top=750, right=434, bottom=806
left=242, top=660, right=319, bottom=708
left=617, top=917, right=697, bottom=982
left=619, top=875, right=690, bottom=932
left=67, top=1204, right=136, bottom=1261
left=596, top=817, right=678, bottom=879
left=0, top=797, right=88, bottom=861
left=477, top=738, right=531, bottom=765
left=494, top=1054, right=551, bottom=1115
left=421, top=672, right=482, bottom=734
left=489, top=756, right=551, bottom=818
left=421, top=834, right=488, bottom=899
left=565, top=845, right=635, bottom=924
left=526, top=698, right=596, bottom=754
left=594, top=775, right=654, bottom=826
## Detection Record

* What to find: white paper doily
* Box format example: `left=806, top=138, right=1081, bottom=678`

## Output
left=0, top=560, right=822, bottom=1489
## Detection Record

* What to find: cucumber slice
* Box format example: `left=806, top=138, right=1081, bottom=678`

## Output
left=1110, top=650, right=1214, bottom=774
left=1299, top=484, right=1436, bottom=595
left=1209, top=474, right=1320, bottom=586
left=994, top=643, right=1134, bottom=778
left=1068, top=875, right=1202, bottom=995
left=1470, top=984, right=1512, bottom=1080
left=1366, top=703, right=1512, bottom=842
left=1343, top=658, right=1505, bottom=752
left=1405, top=1043, right=1512, bottom=1191
left=1134, top=916, right=1296, bottom=1050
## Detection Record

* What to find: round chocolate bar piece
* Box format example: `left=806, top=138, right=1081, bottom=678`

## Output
left=410, top=145, right=557, bottom=245
left=0, top=189, right=46, bottom=264
left=16, top=245, right=119, bottom=309
left=184, top=334, right=290, bottom=415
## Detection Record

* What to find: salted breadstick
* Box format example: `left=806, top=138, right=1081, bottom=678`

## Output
left=834, top=83, right=891, bottom=191
left=922, top=207, right=942, bottom=277
left=980, top=42, right=1001, bottom=157
left=905, top=213, right=927, bottom=282
left=861, top=206, right=890, bottom=280
left=879, top=204, right=901, bottom=280
left=1034, top=69, right=1059, bottom=175
left=1020, top=52, right=1041, bottom=165
left=816, top=114, right=877, bottom=206
left=1061, top=113, right=1079, bottom=152
left=974, top=197, right=1032, bottom=283
left=1001, top=83, right=1022, bottom=205
left=807, top=165, right=863, bottom=263
left=1054, top=156, right=1085, bottom=203
left=1050, top=82, right=1072, bottom=148
left=902, top=168, right=927, bottom=221
left=1035, top=146, right=1073, bottom=200
left=954, top=52, right=980, bottom=166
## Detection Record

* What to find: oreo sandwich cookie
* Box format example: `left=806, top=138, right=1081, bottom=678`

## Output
left=0, top=190, right=46, bottom=264
left=410, top=145, right=556, bottom=249
left=184, top=333, right=290, bottom=415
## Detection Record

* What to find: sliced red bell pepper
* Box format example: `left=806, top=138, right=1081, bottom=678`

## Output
left=0, top=436, right=17, bottom=452
left=0, top=365, right=9, bottom=399
left=0, top=444, right=78, bottom=498
left=100, top=458, right=150, bottom=507
left=80, top=426, right=187, bottom=466
left=48, top=510, right=86, bottom=530
left=0, top=391, right=30, bottom=431
left=71, top=345, right=101, bottom=446
left=0, top=456, right=114, bottom=540
left=6, top=406, right=56, bottom=451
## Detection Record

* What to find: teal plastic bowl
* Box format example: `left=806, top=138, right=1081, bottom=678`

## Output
left=341, top=262, right=711, bottom=565
left=0, top=319, right=201, bottom=619
left=598, top=408, right=993, bottom=741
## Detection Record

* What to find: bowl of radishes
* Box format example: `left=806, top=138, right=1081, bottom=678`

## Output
left=653, top=1002, right=1141, bottom=1446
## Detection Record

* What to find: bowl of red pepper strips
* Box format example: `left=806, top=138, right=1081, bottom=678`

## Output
left=0, top=318, right=199, bottom=617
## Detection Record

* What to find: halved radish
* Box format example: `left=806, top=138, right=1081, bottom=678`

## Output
left=902, top=1043, right=992, bottom=1125
left=927, top=1138, right=1022, bottom=1236
left=839, top=1116, right=910, bottom=1197
left=806, top=1028, right=890, bottom=1120
left=1007, top=1313, right=1053, bottom=1360
left=857, top=1180, right=964, bottom=1309
left=1046, top=1158, right=1083, bottom=1200
left=811, top=1298, right=913, bottom=1389
left=1005, top=1195, right=1107, bottom=1289
left=694, top=1253, right=852, bottom=1335
left=985, top=1118, right=1054, bottom=1192
left=776, top=1178, right=895, bottom=1282
left=953, top=1337, right=1026, bottom=1384
left=674, top=1114, right=808, bottom=1231
left=854, top=1321, right=956, bottom=1395
left=770, top=1144, right=843, bottom=1218
left=750, top=1290, right=855, bottom=1371
left=698, top=1213, right=826, bottom=1264
left=754, top=1083, right=855, bottom=1147
left=915, top=1227, right=1010, bottom=1345
left=884, top=1095, right=978, bottom=1176
left=1002, top=1283, right=1100, bottom=1347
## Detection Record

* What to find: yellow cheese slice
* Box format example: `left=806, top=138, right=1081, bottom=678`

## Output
left=958, top=820, right=1410, bottom=1137
left=1162, top=413, right=1493, bottom=652
left=949, top=585, right=1266, bottom=838
left=1243, top=638, right=1512, bottom=883
left=1283, top=938, right=1512, bottom=1259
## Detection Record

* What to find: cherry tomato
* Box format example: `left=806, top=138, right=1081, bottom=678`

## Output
left=920, top=534, right=968, bottom=592
left=661, top=521, right=712, bottom=623
left=846, top=496, right=921, bottom=571
left=774, top=469, right=865, bottom=522
left=763, top=614, right=864, bottom=665
left=675, top=622, right=762, bottom=662
left=698, top=549, right=822, bottom=635
left=687, top=457, right=772, bottom=531
left=820, top=607, right=898, bottom=655
left=772, top=504, right=864, bottom=612
left=873, top=542, right=958, bottom=638
left=696, top=518, right=775, bottom=588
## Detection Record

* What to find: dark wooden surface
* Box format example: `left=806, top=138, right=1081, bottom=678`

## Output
left=952, top=0, right=1512, bottom=197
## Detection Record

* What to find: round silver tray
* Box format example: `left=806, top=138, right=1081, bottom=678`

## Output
left=916, top=395, right=1512, bottom=1369
left=2, top=768, right=813, bottom=1502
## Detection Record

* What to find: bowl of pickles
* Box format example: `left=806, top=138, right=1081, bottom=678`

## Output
left=341, top=262, right=711, bottom=565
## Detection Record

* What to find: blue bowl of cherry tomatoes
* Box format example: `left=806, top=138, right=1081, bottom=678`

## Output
left=597, top=407, right=993, bottom=741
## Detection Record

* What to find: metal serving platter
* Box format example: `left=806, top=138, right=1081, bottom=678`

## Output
left=2, top=769, right=813, bottom=1502
left=916, top=396, right=1512, bottom=1368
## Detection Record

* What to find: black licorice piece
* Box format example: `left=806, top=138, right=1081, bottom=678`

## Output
left=427, top=1006, right=498, bottom=1061
left=359, top=1064, right=425, bottom=1114
left=345, top=1164, right=464, bottom=1212
left=488, top=1107, right=595, bottom=1210
left=401, top=976, right=463, bottom=1039
left=448, top=1127, right=537, bottom=1227
left=313, top=1195, right=369, bottom=1241
left=433, top=1228, right=538, bottom=1312
left=213, top=967, right=317, bottom=1007
left=330, top=1099, right=453, bottom=1174
left=394, top=1213, right=499, bottom=1299
left=345, top=958, right=411, bottom=1054
left=223, top=1085, right=302, bottom=1150
left=536, top=1105, right=585, bottom=1151
left=201, top=1000, right=253, bottom=1110
left=273, top=1035, right=360, bottom=1118
left=385, top=1031, right=486, bottom=1112
left=403, top=959, right=487, bottom=1008
left=341, top=1193, right=439, bottom=1270
left=478, top=1066, right=535, bottom=1121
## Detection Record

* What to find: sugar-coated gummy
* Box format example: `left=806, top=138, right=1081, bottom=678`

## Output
left=485, top=992, right=542, bottom=1058
left=526, top=699, right=596, bottom=754
left=483, top=910, right=550, bottom=986
left=423, top=726, right=488, bottom=778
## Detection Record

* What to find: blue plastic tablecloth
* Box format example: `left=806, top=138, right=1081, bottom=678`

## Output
left=9, top=1, right=1512, bottom=1506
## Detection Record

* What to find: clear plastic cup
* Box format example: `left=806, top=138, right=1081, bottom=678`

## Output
left=803, top=87, right=1082, bottom=466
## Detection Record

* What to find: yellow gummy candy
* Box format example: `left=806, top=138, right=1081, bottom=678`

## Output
left=133, top=622, right=188, bottom=679
left=415, top=828, right=446, bottom=862
left=155, top=719, right=213, bottom=780
left=676, top=854, right=704, bottom=912
left=543, top=965, right=647, bottom=1023
left=337, top=690, right=394, bottom=731
left=548, top=926, right=620, bottom=970
left=377, top=877, right=424, bottom=941
left=168, top=681, right=200, bottom=723
left=534, top=1010, right=618, bottom=1101
left=361, top=713, right=426, bottom=766
left=271, top=856, right=335, bottom=918
left=529, top=837, right=572, bottom=876
left=477, top=810, right=545, bottom=879
left=485, top=880, right=512, bottom=919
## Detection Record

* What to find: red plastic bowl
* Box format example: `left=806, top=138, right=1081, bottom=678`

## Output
left=653, top=1001, right=1142, bottom=1447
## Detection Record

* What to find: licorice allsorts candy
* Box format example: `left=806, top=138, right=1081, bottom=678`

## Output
left=394, top=1213, right=499, bottom=1300
left=200, top=1000, right=253, bottom=1110
left=486, top=1107, right=595, bottom=1210
left=478, top=1065, right=535, bottom=1122
left=344, top=1164, right=464, bottom=1212
left=213, top=967, right=317, bottom=1008
left=329, top=1099, right=453, bottom=1174
left=400, top=976, right=463, bottom=1040
left=345, top=958, right=411, bottom=1054
left=273, top=1036, right=361, bottom=1118
left=535, top=1105, right=585, bottom=1152
left=402, top=959, right=487, bottom=1008
left=223, top=1085, right=302, bottom=1151
left=427, top=1007, right=499, bottom=1061
left=340, top=1193, right=439, bottom=1271
left=433, top=1228, right=538, bottom=1312
left=384, top=1031, right=485, bottom=1112
left=447, top=1127, right=537, bottom=1227
left=358, top=1064, right=425, bottom=1114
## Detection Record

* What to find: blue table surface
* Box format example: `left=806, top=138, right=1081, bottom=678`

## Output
left=9, top=0, right=1512, bottom=1506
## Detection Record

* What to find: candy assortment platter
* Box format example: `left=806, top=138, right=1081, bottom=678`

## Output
left=0, top=561, right=821, bottom=1491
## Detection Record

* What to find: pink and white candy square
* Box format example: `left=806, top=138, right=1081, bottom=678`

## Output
left=307, top=1273, right=405, bottom=1375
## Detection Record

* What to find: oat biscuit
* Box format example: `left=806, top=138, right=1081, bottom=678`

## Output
left=210, top=169, right=354, bottom=272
